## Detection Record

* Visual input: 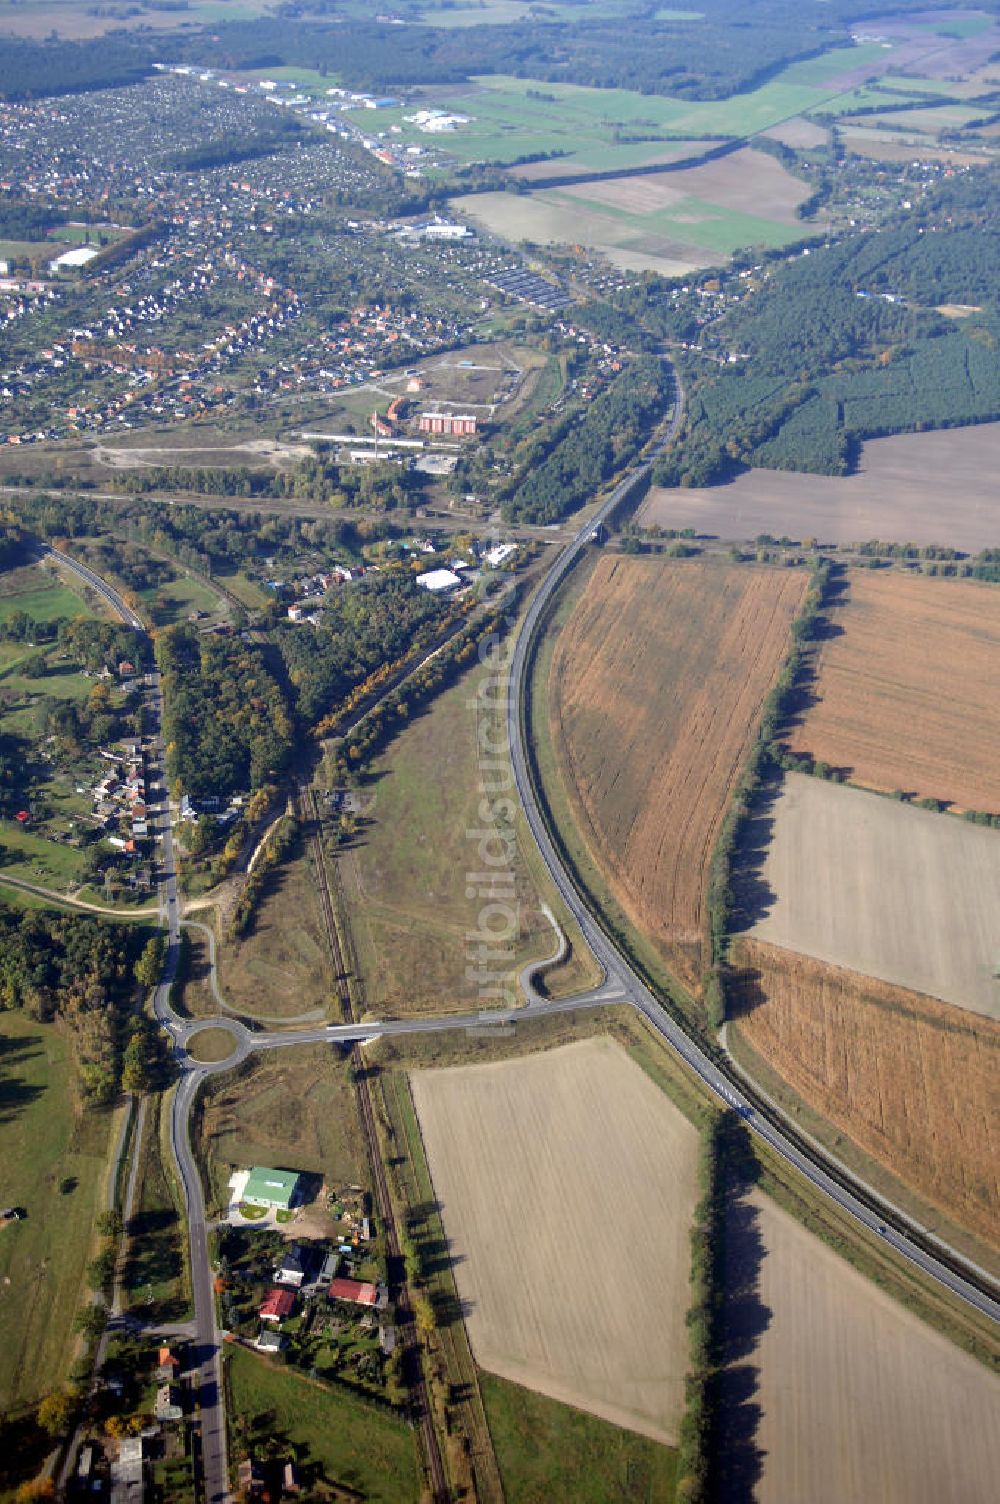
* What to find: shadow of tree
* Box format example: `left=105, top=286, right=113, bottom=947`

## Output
left=713, top=1119, right=770, bottom=1502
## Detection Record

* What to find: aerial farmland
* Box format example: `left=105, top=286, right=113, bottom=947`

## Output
left=409, top=1037, right=699, bottom=1444
left=746, top=1193, right=1000, bottom=1504
left=548, top=556, right=807, bottom=994
left=638, top=423, right=1000, bottom=552
left=747, top=773, right=1000, bottom=1019
left=784, top=570, right=1000, bottom=812
left=731, top=937, right=1000, bottom=1254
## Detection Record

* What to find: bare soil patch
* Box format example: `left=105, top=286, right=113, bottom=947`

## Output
left=551, top=557, right=806, bottom=991
left=748, top=1189, right=1000, bottom=1504
left=639, top=423, right=1000, bottom=552
left=507, top=141, right=716, bottom=181
left=786, top=570, right=1000, bottom=812
left=840, top=132, right=991, bottom=165
left=747, top=773, right=1000, bottom=1018
left=410, top=1036, right=699, bottom=1444
left=566, top=147, right=814, bottom=223
left=731, top=937, right=1000, bottom=1247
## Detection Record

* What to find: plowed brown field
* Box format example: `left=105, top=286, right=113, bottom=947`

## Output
left=550, top=558, right=806, bottom=989
left=731, top=937, right=1000, bottom=1246
left=786, top=571, right=1000, bottom=812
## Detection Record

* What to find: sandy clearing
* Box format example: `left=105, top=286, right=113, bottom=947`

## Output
left=410, top=1037, right=699, bottom=1443
left=749, top=1190, right=1000, bottom=1504
left=786, top=570, right=1000, bottom=812
left=638, top=422, right=1000, bottom=552
left=563, top=147, right=815, bottom=223
left=748, top=773, right=1000, bottom=1018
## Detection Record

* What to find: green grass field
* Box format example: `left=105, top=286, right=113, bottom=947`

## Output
left=141, top=571, right=223, bottom=628
left=0, top=822, right=89, bottom=887
left=0, top=569, right=94, bottom=627
left=122, top=1093, right=191, bottom=1324
left=216, top=838, right=334, bottom=1021
left=338, top=650, right=588, bottom=1018
left=480, top=1372, right=678, bottom=1503
left=0, top=1012, right=113, bottom=1409
left=355, top=46, right=929, bottom=171
left=225, top=1344, right=420, bottom=1502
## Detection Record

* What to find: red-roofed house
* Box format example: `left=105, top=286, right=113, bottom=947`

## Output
left=259, top=1287, right=296, bottom=1323
left=328, top=1277, right=378, bottom=1307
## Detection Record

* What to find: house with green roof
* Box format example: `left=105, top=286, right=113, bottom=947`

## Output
left=243, top=1166, right=300, bottom=1211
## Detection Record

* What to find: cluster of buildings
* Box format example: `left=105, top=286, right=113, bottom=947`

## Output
left=234, top=1167, right=393, bottom=1358
left=93, top=736, right=151, bottom=855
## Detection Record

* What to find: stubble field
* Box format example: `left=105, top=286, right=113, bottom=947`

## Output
left=638, top=422, right=1000, bottom=552
left=550, top=557, right=806, bottom=991
left=748, top=1191, right=1000, bottom=1504
left=748, top=773, right=1000, bottom=1018
left=785, top=570, right=1000, bottom=812
left=560, top=146, right=816, bottom=224
left=731, top=937, right=1000, bottom=1248
left=457, top=146, right=815, bottom=273
left=410, top=1037, right=699, bottom=1444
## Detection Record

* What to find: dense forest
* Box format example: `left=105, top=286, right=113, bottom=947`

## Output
left=0, top=902, right=142, bottom=1104
left=504, top=355, right=673, bottom=523
left=274, top=570, right=449, bottom=727
left=655, top=202, right=1000, bottom=486
left=155, top=625, right=294, bottom=799
left=1, top=0, right=984, bottom=103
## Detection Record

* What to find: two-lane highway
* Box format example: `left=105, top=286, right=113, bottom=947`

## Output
left=502, top=385, right=1000, bottom=1326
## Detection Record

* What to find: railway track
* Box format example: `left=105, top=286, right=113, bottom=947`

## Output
left=299, top=787, right=451, bottom=1503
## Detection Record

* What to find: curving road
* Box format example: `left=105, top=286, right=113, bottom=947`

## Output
left=501, top=380, right=1000, bottom=1325
left=39, top=417, right=998, bottom=1501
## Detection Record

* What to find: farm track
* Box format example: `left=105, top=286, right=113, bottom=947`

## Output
left=298, top=787, right=453, bottom=1504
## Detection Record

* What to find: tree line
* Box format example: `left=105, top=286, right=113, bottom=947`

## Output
left=503, top=356, right=672, bottom=523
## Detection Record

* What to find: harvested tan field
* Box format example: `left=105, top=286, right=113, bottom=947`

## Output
left=840, top=132, right=992, bottom=166
left=763, top=116, right=830, bottom=148
left=749, top=1190, right=1000, bottom=1504
left=748, top=773, right=1000, bottom=1018
left=508, top=140, right=717, bottom=181
left=565, top=146, right=814, bottom=223
left=732, top=937, right=1000, bottom=1245
left=638, top=422, right=1000, bottom=553
left=786, top=571, right=1000, bottom=812
left=410, top=1037, right=699, bottom=1443
left=551, top=557, right=806, bottom=990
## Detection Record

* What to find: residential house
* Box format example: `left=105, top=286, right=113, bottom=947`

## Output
left=327, top=1277, right=387, bottom=1309
left=259, top=1287, right=296, bottom=1323
left=274, top=1244, right=314, bottom=1287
